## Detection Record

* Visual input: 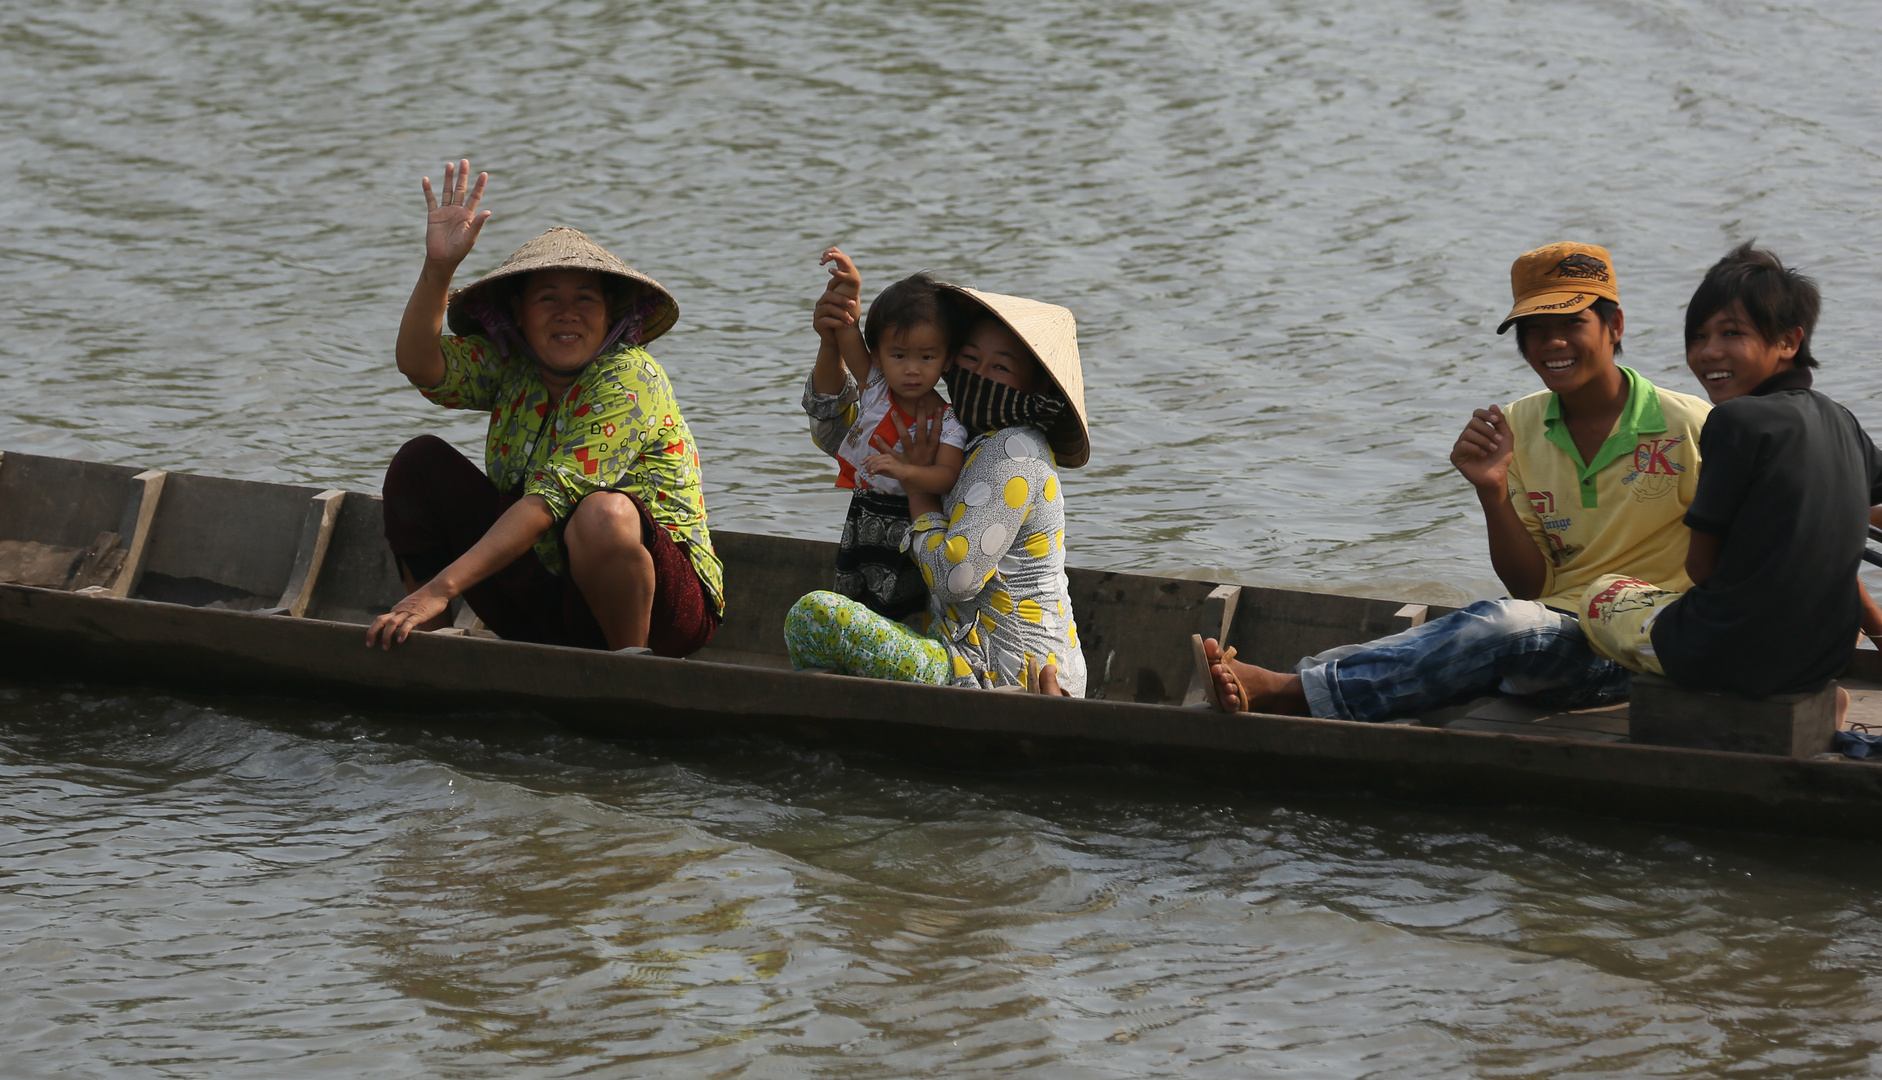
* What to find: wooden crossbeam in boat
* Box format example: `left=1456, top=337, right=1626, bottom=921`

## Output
left=275, top=490, right=346, bottom=617
left=110, top=470, right=168, bottom=598
left=1394, top=603, right=1429, bottom=628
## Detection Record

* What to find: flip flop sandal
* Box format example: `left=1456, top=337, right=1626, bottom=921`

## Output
left=1191, top=633, right=1247, bottom=713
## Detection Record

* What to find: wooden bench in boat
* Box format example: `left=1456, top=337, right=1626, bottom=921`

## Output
left=6, top=448, right=1882, bottom=837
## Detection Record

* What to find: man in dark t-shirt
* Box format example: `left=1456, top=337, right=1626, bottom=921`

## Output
left=1581, top=243, right=1882, bottom=700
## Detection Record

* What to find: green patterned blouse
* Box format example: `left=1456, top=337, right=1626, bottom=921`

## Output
left=419, top=335, right=724, bottom=614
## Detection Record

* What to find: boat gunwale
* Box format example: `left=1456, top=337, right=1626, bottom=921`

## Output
left=4, top=581, right=1880, bottom=833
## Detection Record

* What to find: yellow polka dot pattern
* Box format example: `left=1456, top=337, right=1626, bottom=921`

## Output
left=952, top=655, right=971, bottom=677
left=1004, top=476, right=1029, bottom=508
left=890, top=429, right=1086, bottom=696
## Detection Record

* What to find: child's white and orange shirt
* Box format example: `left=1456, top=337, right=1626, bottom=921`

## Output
left=824, top=368, right=967, bottom=497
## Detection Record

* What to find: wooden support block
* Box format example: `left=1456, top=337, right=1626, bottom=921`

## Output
left=275, top=490, right=346, bottom=617
left=110, top=470, right=168, bottom=598
left=0, top=540, right=86, bottom=587
left=70, top=531, right=124, bottom=590
left=1629, top=673, right=1836, bottom=758
left=452, top=601, right=482, bottom=631
left=1394, top=603, right=1429, bottom=629
left=0, top=532, right=126, bottom=591
left=1182, top=584, right=1244, bottom=706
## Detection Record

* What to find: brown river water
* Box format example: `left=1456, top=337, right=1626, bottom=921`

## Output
left=5, top=0, right=1882, bottom=1075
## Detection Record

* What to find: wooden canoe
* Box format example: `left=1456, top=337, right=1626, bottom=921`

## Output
left=3, top=448, right=1880, bottom=835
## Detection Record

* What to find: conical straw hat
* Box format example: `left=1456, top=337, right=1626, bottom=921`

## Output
left=945, top=286, right=1090, bottom=468
left=447, top=226, right=679, bottom=346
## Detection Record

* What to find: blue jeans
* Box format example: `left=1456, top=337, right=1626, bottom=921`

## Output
left=1296, top=599, right=1631, bottom=723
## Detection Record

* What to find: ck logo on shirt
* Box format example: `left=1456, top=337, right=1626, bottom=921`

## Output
left=1623, top=437, right=1687, bottom=501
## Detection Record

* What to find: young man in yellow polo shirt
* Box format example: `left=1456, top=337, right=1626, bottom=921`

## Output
left=1204, top=243, right=1712, bottom=721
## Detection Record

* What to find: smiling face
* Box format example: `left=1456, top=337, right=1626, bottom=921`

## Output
left=1515, top=307, right=1623, bottom=396
left=874, top=321, right=949, bottom=406
left=516, top=269, right=612, bottom=372
left=1685, top=300, right=1803, bottom=403
left=954, top=319, right=1038, bottom=393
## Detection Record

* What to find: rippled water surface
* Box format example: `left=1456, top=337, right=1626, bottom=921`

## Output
left=6, top=0, right=1882, bottom=1074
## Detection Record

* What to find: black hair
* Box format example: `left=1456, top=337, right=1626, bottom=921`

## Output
left=508, top=269, right=634, bottom=321
left=863, top=272, right=949, bottom=353
left=1684, top=241, right=1819, bottom=369
left=1514, top=298, right=1623, bottom=359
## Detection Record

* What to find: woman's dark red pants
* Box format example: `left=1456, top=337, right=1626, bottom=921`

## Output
left=381, top=435, right=718, bottom=657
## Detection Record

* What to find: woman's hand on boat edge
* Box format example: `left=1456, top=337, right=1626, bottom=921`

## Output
left=421, top=158, right=491, bottom=268
left=366, top=587, right=452, bottom=649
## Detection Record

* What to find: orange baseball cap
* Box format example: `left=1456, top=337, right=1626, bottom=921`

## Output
left=1497, top=242, right=1620, bottom=334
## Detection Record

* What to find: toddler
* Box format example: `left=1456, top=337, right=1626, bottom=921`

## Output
left=804, top=248, right=966, bottom=620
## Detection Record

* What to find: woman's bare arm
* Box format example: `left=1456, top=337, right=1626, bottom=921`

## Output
left=396, top=159, right=490, bottom=388
left=366, top=494, right=552, bottom=648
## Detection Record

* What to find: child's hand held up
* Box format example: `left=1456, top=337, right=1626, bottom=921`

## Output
left=821, top=248, right=862, bottom=302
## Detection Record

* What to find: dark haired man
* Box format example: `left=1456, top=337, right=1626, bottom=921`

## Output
left=1204, top=243, right=1712, bottom=722
left=1582, top=243, right=1882, bottom=702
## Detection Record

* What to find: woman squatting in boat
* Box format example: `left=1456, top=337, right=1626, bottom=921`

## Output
left=368, top=160, right=723, bottom=657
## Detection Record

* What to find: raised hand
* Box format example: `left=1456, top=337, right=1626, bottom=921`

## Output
left=421, top=159, right=491, bottom=268
left=813, top=288, right=859, bottom=340
left=821, top=247, right=862, bottom=302
left=1451, top=404, right=1514, bottom=493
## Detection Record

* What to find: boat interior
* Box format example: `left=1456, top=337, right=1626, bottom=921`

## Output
left=5, top=448, right=1880, bottom=740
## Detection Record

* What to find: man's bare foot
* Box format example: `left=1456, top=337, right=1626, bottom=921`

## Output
left=1837, top=685, right=1851, bottom=731
left=1203, top=638, right=1310, bottom=716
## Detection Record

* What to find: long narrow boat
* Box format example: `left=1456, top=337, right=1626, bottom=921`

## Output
left=3, top=449, right=1880, bottom=835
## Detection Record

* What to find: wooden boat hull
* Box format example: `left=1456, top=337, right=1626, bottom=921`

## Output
left=4, top=448, right=1880, bottom=836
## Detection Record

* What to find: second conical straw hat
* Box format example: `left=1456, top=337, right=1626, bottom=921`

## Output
left=945, top=286, right=1089, bottom=469
left=447, top=226, right=680, bottom=346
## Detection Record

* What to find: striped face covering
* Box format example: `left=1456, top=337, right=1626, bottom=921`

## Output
left=941, top=365, right=1067, bottom=437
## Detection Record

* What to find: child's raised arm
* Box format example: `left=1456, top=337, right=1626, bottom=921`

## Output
left=810, top=283, right=857, bottom=395
left=819, top=248, right=871, bottom=385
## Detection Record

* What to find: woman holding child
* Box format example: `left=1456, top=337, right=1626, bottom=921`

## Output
left=367, top=160, right=722, bottom=656
left=790, top=253, right=1091, bottom=697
